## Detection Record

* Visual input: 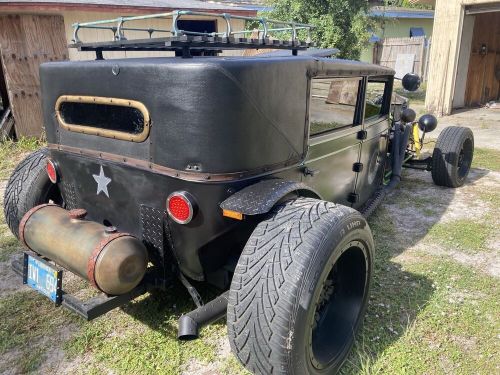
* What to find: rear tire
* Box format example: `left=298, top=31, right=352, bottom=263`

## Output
left=3, top=148, right=62, bottom=238
left=431, top=126, right=474, bottom=188
left=227, top=198, right=374, bottom=374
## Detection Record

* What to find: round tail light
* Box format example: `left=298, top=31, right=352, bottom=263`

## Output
left=46, top=159, right=58, bottom=183
left=167, top=192, right=197, bottom=224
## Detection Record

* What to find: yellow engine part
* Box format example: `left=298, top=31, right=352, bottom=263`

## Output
left=412, top=123, right=422, bottom=157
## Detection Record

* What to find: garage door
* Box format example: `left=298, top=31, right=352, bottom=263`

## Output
left=0, top=14, right=68, bottom=137
left=465, top=11, right=500, bottom=106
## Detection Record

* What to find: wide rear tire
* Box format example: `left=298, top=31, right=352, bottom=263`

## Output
left=431, top=126, right=474, bottom=188
left=3, top=148, right=62, bottom=238
left=227, top=197, right=374, bottom=374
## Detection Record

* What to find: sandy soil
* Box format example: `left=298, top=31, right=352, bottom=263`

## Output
left=409, top=105, right=500, bottom=149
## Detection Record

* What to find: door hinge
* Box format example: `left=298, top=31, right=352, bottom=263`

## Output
left=357, top=130, right=368, bottom=140
left=347, top=193, right=359, bottom=204
left=352, top=162, right=364, bottom=173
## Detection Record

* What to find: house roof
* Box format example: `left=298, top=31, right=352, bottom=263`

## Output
left=0, top=0, right=257, bottom=15
left=199, top=0, right=271, bottom=12
left=370, top=6, right=434, bottom=19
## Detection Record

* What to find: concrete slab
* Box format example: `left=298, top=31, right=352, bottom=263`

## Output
left=432, top=107, right=500, bottom=150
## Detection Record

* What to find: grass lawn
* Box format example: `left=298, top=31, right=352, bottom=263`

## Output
left=0, top=140, right=499, bottom=374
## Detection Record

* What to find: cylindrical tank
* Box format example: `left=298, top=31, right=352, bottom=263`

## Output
left=19, top=204, right=148, bottom=295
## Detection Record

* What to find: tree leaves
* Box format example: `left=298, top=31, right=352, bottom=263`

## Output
left=264, top=0, right=373, bottom=59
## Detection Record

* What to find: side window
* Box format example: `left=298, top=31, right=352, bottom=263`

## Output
left=365, top=79, right=390, bottom=121
left=309, top=77, right=361, bottom=136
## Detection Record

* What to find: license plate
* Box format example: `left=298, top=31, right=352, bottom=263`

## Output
left=23, top=253, right=63, bottom=305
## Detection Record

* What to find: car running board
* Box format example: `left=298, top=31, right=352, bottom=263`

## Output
left=11, top=256, right=148, bottom=321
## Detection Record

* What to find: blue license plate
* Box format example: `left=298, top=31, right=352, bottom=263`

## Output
left=23, top=253, right=63, bottom=304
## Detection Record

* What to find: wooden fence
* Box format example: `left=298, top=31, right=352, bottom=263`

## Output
left=373, top=36, right=431, bottom=81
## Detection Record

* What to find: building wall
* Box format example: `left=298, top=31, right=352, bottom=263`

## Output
left=425, top=0, right=500, bottom=115
left=452, top=13, right=475, bottom=108
left=360, top=18, right=434, bottom=63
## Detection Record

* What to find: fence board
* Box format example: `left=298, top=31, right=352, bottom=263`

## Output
left=374, top=36, right=428, bottom=80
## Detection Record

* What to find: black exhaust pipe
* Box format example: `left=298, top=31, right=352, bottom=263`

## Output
left=178, top=291, right=229, bottom=340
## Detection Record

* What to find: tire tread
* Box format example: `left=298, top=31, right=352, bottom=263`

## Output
left=227, top=197, right=368, bottom=374
left=3, top=148, right=47, bottom=237
left=431, top=126, right=474, bottom=188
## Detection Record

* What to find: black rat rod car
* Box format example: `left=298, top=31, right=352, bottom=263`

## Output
left=4, top=11, right=474, bottom=375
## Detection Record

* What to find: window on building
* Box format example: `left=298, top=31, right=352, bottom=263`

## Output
left=309, top=77, right=361, bottom=136
left=410, top=27, right=425, bottom=38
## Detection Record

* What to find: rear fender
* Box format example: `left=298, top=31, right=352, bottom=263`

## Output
left=220, top=179, right=320, bottom=216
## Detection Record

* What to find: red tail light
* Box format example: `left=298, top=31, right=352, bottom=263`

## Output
left=46, top=159, right=58, bottom=183
left=167, top=192, right=197, bottom=224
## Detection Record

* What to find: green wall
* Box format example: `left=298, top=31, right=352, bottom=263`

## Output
left=360, top=17, right=434, bottom=63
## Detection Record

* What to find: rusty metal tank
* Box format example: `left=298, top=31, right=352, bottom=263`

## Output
left=19, top=204, right=148, bottom=295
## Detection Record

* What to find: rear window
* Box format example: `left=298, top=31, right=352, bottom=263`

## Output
left=55, top=96, right=150, bottom=142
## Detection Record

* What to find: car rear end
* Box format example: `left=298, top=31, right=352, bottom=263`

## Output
left=21, top=56, right=309, bottom=315
left=40, top=58, right=250, bottom=285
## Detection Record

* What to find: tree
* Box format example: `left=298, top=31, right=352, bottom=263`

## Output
left=384, top=0, right=434, bottom=9
left=263, top=0, right=372, bottom=60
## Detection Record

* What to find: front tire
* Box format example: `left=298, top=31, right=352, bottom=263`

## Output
left=227, top=198, right=374, bottom=374
left=431, top=126, right=474, bottom=188
left=3, top=148, right=62, bottom=238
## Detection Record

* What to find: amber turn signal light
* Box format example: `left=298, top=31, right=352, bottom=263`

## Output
left=222, top=209, right=243, bottom=221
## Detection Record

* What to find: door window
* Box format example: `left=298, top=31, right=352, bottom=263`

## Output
left=309, top=77, right=361, bottom=136
left=365, top=79, right=390, bottom=121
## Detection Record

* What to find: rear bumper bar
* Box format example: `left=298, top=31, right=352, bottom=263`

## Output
left=12, top=256, right=148, bottom=320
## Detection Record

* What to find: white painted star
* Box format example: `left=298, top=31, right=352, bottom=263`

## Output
left=92, top=166, right=111, bottom=198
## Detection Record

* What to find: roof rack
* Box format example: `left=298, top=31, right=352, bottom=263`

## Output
left=70, top=10, right=314, bottom=58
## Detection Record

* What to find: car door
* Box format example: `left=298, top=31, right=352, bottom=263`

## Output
left=353, top=76, right=392, bottom=208
left=303, top=76, right=364, bottom=206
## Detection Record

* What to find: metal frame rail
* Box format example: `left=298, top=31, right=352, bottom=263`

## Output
left=70, top=10, right=314, bottom=58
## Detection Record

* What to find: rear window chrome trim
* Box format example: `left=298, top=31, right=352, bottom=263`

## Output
left=55, top=95, right=151, bottom=143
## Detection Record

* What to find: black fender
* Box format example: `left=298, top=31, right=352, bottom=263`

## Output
left=220, top=179, right=321, bottom=216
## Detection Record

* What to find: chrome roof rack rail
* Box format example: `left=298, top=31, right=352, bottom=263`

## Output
left=70, top=10, right=314, bottom=58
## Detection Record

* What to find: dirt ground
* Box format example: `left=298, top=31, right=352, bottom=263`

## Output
left=0, top=107, right=499, bottom=374
left=434, top=107, right=500, bottom=149
left=406, top=96, right=500, bottom=149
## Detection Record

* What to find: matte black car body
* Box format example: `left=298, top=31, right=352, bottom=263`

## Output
left=40, top=55, right=394, bottom=283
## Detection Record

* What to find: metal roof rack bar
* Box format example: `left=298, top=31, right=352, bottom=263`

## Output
left=70, top=10, right=314, bottom=57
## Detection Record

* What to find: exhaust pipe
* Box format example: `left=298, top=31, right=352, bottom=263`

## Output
left=178, top=291, right=229, bottom=340
left=19, top=204, right=148, bottom=295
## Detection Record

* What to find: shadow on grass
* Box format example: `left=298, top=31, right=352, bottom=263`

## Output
left=120, top=279, right=223, bottom=336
